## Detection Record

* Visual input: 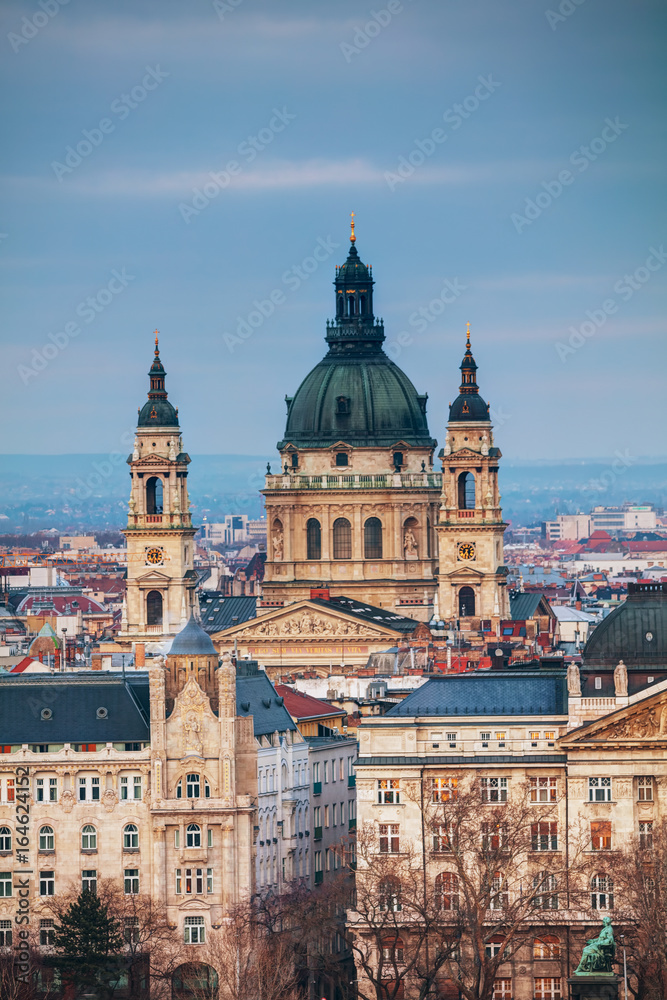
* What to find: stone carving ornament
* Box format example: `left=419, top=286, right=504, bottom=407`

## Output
left=567, top=662, right=581, bottom=696
left=248, top=611, right=377, bottom=639
left=606, top=702, right=667, bottom=740
left=60, top=789, right=75, bottom=813
left=272, top=528, right=284, bottom=560
left=614, top=659, right=628, bottom=697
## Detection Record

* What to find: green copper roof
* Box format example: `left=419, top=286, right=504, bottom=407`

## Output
left=278, top=235, right=436, bottom=451
left=137, top=337, right=179, bottom=428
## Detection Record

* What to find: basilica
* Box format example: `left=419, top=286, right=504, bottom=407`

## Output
left=119, top=221, right=509, bottom=658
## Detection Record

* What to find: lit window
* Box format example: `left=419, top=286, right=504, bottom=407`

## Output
left=378, top=779, right=400, bottom=804
left=590, top=820, right=611, bottom=851
left=482, top=822, right=507, bottom=853
left=533, top=936, right=560, bottom=959
left=534, top=978, right=562, bottom=1000
left=432, top=777, right=457, bottom=802
left=532, top=822, right=558, bottom=851
left=435, top=872, right=459, bottom=911
left=530, top=776, right=557, bottom=803
left=381, top=936, right=404, bottom=963
left=184, top=916, right=205, bottom=944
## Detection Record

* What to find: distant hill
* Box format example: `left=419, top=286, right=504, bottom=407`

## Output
left=0, top=454, right=664, bottom=533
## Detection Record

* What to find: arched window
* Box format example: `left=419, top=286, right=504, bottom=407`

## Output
left=333, top=518, right=352, bottom=560
left=337, top=295, right=344, bottom=317
left=186, top=824, right=201, bottom=848
left=186, top=774, right=200, bottom=798
left=123, top=824, right=139, bottom=849
left=172, top=963, right=218, bottom=998
left=435, top=872, right=459, bottom=910
left=81, top=825, right=97, bottom=850
left=533, top=935, right=561, bottom=959
left=39, top=826, right=54, bottom=851
left=348, top=295, right=356, bottom=317
left=307, top=519, right=321, bottom=560
left=0, top=827, right=11, bottom=852
left=381, top=936, right=404, bottom=964
left=458, top=471, right=475, bottom=509
left=426, top=516, right=431, bottom=558
left=591, top=874, right=613, bottom=910
left=459, top=586, right=475, bottom=617
left=146, top=476, right=163, bottom=515
left=359, top=294, right=366, bottom=315
left=364, top=517, right=383, bottom=559
left=146, top=590, right=163, bottom=626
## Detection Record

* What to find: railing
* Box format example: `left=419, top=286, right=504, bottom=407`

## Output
left=145, top=515, right=163, bottom=523
left=264, top=473, right=441, bottom=491
left=457, top=510, right=476, bottom=519
left=145, top=625, right=163, bottom=635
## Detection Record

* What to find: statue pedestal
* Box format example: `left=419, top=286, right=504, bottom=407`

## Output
left=568, top=974, right=619, bottom=1000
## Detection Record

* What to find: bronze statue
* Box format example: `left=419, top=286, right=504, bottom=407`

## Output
left=575, top=917, right=615, bottom=974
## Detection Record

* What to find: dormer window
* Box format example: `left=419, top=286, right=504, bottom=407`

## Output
left=393, top=452, right=404, bottom=471
left=335, top=453, right=349, bottom=467
left=291, top=453, right=299, bottom=469
left=336, top=396, right=350, bottom=415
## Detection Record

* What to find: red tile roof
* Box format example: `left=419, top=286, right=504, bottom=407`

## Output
left=274, top=684, right=344, bottom=721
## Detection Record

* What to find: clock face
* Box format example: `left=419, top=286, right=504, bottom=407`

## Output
left=146, top=547, right=164, bottom=566
left=458, top=542, right=476, bottom=561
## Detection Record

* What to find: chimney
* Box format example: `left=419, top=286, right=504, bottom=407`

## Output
left=91, top=654, right=102, bottom=671
left=310, top=588, right=330, bottom=601
left=135, top=643, right=145, bottom=668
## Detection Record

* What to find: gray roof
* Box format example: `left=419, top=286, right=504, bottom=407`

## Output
left=169, top=615, right=217, bottom=656
left=0, top=673, right=150, bottom=744
left=310, top=596, right=420, bottom=633
left=385, top=671, right=568, bottom=718
left=199, top=595, right=257, bottom=633
left=235, top=661, right=297, bottom=737
left=509, top=591, right=554, bottom=621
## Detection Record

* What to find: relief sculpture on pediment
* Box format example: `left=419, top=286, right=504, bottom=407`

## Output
left=244, top=611, right=378, bottom=639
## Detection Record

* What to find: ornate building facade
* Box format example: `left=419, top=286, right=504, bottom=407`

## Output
left=436, top=325, right=510, bottom=625
left=119, top=336, right=198, bottom=648
left=261, top=225, right=441, bottom=619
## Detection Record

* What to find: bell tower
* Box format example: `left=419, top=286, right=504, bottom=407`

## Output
left=436, top=324, right=509, bottom=624
left=120, top=334, right=197, bottom=648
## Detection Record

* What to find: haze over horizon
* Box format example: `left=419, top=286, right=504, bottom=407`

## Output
left=1, top=0, right=666, bottom=461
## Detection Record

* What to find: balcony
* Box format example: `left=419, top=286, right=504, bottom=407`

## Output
left=314, top=826, right=323, bottom=841
left=313, top=781, right=322, bottom=796
left=457, top=510, right=476, bottom=519
left=314, top=870, right=323, bottom=885
left=348, top=774, right=356, bottom=788
left=145, top=515, right=163, bottom=523
left=265, top=472, right=441, bottom=491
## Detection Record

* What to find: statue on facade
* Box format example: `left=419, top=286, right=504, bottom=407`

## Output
left=403, top=529, right=418, bottom=557
left=567, top=661, right=582, bottom=697
left=272, top=528, right=284, bottom=560
left=614, top=659, right=628, bottom=697
left=574, top=917, right=615, bottom=974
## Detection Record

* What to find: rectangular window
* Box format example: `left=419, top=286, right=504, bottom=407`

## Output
left=120, top=777, right=128, bottom=800
left=324, top=761, right=329, bottom=783
left=482, top=822, right=508, bottom=853
left=340, top=801, right=345, bottom=824
left=206, top=868, right=213, bottom=894
left=49, top=778, right=58, bottom=802
left=315, top=851, right=322, bottom=873
left=39, top=919, right=54, bottom=947
left=588, top=777, right=612, bottom=802
left=91, top=777, right=100, bottom=800
left=207, top=829, right=213, bottom=848
left=339, top=758, right=345, bottom=781
left=532, top=822, right=558, bottom=851
left=639, top=821, right=653, bottom=850
left=544, top=731, right=555, bottom=745
left=495, top=731, right=506, bottom=744
left=133, top=776, right=142, bottom=800
left=481, top=777, right=508, bottom=803
left=432, top=824, right=452, bottom=852
left=314, top=806, right=321, bottom=828
left=195, top=869, right=204, bottom=894
left=313, top=762, right=320, bottom=783
left=332, top=761, right=336, bottom=783
left=493, top=977, right=512, bottom=999
left=638, top=776, right=653, bottom=801
left=184, top=916, right=205, bottom=944
left=432, top=777, right=457, bottom=802
left=591, top=820, right=612, bottom=851
left=82, top=869, right=97, bottom=893
left=4, top=779, right=14, bottom=804
left=36, top=778, right=44, bottom=802
left=184, top=869, right=192, bottom=894
left=324, top=805, right=330, bottom=828
left=0, top=919, right=12, bottom=947
left=534, top=978, right=562, bottom=1000
left=174, top=830, right=180, bottom=848
left=379, top=824, right=400, bottom=854
left=40, top=871, right=55, bottom=897
left=529, top=731, right=540, bottom=742
left=124, top=917, right=139, bottom=944
left=377, top=779, right=400, bottom=804
left=175, top=869, right=182, bottom=894
left=332, top=803, right=337, bottom=826
left=530, top=776, right=557, bottom=803
left=78, top=777, right=86, bottom=802
left=594, top=677, right=602, bottom=690
left=124, top=869, right=139, bottom=895
left=0, top=873, right=11, bottom=898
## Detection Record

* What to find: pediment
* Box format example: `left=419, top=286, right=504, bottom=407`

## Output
left=134, top=455, right=171, bottom=466
left=212, top=600, right=401, bottom=642
left=562, top=690, right=667, bottom=745
left=441, top=565, right=485, bottom=579
left=137, top=569, right=171, bottom=584
left=178, top=897, right=212, bottom=911
left=450, top=448, right=481, bottom=460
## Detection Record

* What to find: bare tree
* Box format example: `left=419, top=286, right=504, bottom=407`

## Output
left=605, top=818, right=667, bottom=1000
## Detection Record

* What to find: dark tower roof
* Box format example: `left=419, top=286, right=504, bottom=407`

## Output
left=169, top=614, right=217, bottom=656
left=583, top=582, right=667, bottom=669
left=137, top=333, right=179, bottom=428
left=448, top=323, right=490, bottom=423
left=278, top=219, right=436, bottom=451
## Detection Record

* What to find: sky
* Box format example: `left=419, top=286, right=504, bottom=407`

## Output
left=1, top=0, right=666, bottom=462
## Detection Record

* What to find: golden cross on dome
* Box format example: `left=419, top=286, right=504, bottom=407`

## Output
left=154, top=329, right=159, bottom=353
left=350, top=211, right=356, bottom=243
left=466, top=321, right=471, bottom=350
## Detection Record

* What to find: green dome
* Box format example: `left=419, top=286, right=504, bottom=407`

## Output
left=278, top=237, right=435, bottom=451
left=583, top=582, right=667, bottom=669
left=137, top=338, right=180, bottom=428
left=279, top=352, right=435, bottom=449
